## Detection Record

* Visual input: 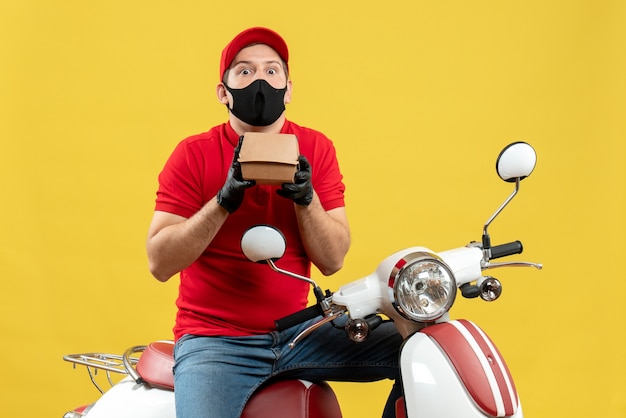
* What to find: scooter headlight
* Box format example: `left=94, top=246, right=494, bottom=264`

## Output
left=388, top=252, right=456, bottom=322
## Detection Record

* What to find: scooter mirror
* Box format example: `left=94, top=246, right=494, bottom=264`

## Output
left=241, top=225, right=286, bottom=263
left=496, top=142, right=537, bottom=182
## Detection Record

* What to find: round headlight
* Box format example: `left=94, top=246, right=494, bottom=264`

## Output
left=388, top=252, right=456, bottom=322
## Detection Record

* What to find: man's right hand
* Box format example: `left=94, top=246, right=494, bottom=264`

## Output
left=217, top=136, right=256, bottom=213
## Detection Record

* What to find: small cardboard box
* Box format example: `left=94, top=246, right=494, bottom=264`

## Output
left=238, top=132, right=299, bottom=185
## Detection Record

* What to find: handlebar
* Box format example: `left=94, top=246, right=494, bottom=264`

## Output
left=490, top=240, right=523, bottom=259
left=485, top=240, right=542, bottom=270
left=275, top=304, right=324, bottom=331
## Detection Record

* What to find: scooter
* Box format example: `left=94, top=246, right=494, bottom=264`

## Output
left=63, top=141, right=541, bottom=418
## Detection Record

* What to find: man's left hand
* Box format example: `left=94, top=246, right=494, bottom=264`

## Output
left=277, top=155, right=313, bottom=206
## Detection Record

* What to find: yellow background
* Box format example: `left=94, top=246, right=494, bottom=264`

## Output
left=1, top=1, right=625, bottom=417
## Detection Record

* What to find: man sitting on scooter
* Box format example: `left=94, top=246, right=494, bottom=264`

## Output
left=146, top=26, right=403, bottom=418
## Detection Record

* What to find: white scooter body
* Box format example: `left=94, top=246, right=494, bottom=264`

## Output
left=333, top=245, right=523, bottom=417
left=80, top=377, right=174, bottom=418
left=400, top=322, right=522, bottom=417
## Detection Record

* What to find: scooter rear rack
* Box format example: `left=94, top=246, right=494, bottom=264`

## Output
left=63, top=352, right=139, bottom=394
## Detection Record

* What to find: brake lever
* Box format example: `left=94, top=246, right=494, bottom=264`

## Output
left=483, top=261, right=543, bottom=270
left=289, top=306, right=346, bottom=349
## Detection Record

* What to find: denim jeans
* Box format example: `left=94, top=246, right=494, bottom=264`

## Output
left=173, top=317, right=403, bottom=418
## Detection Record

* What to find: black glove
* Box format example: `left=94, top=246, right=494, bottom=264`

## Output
left=277, top=155, right=313, bottom=206
left=217, top=136, right=256, bottom=213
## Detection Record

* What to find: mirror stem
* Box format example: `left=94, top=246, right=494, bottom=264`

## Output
left=266, top=259, right=319, bottom=288
left=482, top=177, right=521, bottom=249
left=266, top=259, right=327, bottom=304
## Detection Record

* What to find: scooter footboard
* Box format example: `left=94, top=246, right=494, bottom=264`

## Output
left=400, top=319, right=522, bottom=417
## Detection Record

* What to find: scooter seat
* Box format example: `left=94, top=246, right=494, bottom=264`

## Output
left=242, top=379, right=342, bottom=418
left=136, top=341, right=342, bottom=418
left=136, top=340, right=175, bottom=390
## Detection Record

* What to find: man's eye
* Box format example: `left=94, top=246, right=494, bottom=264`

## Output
left=240, top=69, right=252, bottom=75
left=267, top=68, right=277, bottom=75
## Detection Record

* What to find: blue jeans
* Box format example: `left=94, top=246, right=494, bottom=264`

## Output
left=173, top=317, right=403, bottom=418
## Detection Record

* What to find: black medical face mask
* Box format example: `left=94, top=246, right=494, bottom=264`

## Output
left=224, top=79, right=287, bottom=126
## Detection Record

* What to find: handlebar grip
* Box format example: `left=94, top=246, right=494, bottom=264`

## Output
left=275, top=304, right=322, bottom=331
left=490, top=241, right=523, bottom=259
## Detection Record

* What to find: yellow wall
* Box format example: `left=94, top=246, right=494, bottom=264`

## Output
left=1, top=1, right=624, bottom=417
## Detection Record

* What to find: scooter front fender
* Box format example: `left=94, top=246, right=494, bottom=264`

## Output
left=83, top=377, right=175, bottom=418
left=400, top=320, right=522, bottom=417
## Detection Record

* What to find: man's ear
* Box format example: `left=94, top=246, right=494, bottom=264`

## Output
left=284, top=80, right=293, bottom=104
left=216, top=83, right=229, bottom=105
